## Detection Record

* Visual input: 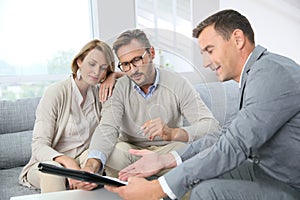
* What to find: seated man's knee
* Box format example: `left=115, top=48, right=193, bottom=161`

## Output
left=114, top=141, right=133, bottom=152
left=105, top=142, right=138, bottom=176
left=108, top=142, right=134, bottom=163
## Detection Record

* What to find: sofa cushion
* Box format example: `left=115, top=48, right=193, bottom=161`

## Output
left=0, top=97, right=40, bottom=134
left=0, top=130, right=33, bottom=169
left=0, top=167, right=39, bottom=200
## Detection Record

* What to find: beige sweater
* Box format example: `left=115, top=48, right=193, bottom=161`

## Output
left=19, top=76, right=101, bottom=187
left=90, top=68, right=220, bottom=160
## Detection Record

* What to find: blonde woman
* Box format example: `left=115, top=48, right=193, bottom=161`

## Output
left=19, top=39, right=123, bottom=193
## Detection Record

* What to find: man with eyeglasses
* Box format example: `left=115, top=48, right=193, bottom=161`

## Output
left=84, top=29, right=220, bottom=181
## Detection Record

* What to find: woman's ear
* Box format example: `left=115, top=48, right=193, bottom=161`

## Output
left=76, top=59, right=82, bottom=68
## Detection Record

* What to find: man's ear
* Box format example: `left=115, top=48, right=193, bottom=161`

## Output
left=233, top=29, right=245, bottom=49
left=149, top=46, right=155, bottom=59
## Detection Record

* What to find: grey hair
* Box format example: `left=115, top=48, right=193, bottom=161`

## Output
left=112, top=29, right=152, bottom=55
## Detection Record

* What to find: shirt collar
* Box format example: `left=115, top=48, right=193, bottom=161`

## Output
left=133, top=68, right=159, bottom=99
left=239, top=52, right=252, bottom=88
left=71, top=77, right=93, bottom=108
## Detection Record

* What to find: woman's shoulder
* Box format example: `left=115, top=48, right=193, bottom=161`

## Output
left=42, top=77, right=71, bottom=101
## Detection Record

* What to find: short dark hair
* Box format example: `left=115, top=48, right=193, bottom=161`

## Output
left=112, top=29, right=151, bottom=55
left=193, top=9, right=255, bottom=44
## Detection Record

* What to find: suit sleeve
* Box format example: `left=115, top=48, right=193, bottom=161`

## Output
left=163, top=62, right=300, bottom=198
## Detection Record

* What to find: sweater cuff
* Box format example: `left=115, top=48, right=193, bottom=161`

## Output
left=88, top=150, right=107, bottom=171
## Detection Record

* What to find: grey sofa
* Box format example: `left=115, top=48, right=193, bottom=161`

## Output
left=0, top=80, right=239, bottom=200
left=0, top=97, right=41, bottom=199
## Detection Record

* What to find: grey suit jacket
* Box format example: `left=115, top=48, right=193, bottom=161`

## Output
left=163, top=45, right=300, bottom=198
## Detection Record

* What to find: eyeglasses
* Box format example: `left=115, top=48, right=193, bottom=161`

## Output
left=118, top=50, right=147, bottom=72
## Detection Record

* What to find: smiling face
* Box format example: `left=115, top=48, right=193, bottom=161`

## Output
left=198, top=25, right=242, bottom=82
left=116, top=39, right=156, bottom=89
left=77, top=48, right=108, bottom=86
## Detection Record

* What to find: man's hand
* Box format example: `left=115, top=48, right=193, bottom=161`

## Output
left=105, top=177, right=166, bottom=200
left=118, top=149, right=176, bottom=181
left=142, top=118, right=188, bottom=142
left=141, top=118, right=173, bottom=141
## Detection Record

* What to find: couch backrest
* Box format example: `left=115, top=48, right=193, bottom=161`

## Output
left=0, top=97, right=41, bottom=169
left=0, top=97, right=41, bottom=134
left=194, top=80, right=239, bottom=129
left=0, top=82, right=239, bottom=169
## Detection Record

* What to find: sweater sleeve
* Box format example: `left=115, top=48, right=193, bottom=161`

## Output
left=31, top=82, right=67, bottom=162
left=89, top=81, right=124, bottom=159
left=179, top=78, right=221, bottom=143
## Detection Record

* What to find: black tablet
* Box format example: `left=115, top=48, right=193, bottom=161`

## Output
left=38, top=162, right=127, bottom=187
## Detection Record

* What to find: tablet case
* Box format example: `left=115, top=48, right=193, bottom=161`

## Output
left=38, top=162, right=127, bottom=187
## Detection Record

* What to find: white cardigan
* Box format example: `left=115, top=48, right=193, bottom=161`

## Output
left=19, top=76, right=101, bottom=188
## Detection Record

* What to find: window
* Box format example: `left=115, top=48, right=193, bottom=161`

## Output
left=0, top=0, right=92, bottom=100
left=136, top=0, right=191, bottom=37
left=135, top=0, right=195, bottom=73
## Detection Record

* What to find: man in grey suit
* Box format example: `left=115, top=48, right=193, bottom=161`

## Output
left=105, top=9, right=300, bottom=200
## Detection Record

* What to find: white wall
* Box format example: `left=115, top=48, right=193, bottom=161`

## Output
left=91, top=0, right=136, bottom=44
left=95, top=0, right=300, bottom=65
left=219, top=0, right=300, bottom=64
left=94, top=0, right=300, bottom=83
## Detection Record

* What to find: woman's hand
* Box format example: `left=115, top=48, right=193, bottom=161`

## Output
left=54, top=155, right=81, bottom=190
left=99, top=71, right=124, bottom=103
left=99, top=72, right=116, bottom=103
left=71, top=165, right=98, bottom=191
left=74, top=158, right=102, bottom=190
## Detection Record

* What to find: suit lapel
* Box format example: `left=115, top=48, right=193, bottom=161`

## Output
left=238, top=45, right=267, bottom=110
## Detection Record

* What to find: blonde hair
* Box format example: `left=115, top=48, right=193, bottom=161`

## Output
left=71, top=39, right=115, bottom=79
